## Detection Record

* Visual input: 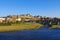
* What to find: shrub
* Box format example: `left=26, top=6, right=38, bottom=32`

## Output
left=0, top=22, right=11, bottom=26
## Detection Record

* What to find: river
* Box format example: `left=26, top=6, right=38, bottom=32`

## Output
left=0, top=25, right=60, bottom=40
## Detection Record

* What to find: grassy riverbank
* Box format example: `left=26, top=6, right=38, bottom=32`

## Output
left=52, top=25, right=60, bottom=28
left=0, top=22, right=43, bottom=32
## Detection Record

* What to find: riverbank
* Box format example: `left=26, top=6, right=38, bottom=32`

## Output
left=52, top=25, right=60, bottom=28
left=0, top=22, right=43, bottom=32
left=0, top=24, right=60, bottom=40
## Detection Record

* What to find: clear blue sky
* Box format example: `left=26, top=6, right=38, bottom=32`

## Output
left=0, top=0, right=60, bottom=17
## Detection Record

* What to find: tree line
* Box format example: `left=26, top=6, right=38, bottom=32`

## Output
left=36, top=17, right=60, bottom=25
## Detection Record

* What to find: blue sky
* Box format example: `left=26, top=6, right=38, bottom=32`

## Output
left=0, top=0, right=60, bottom=17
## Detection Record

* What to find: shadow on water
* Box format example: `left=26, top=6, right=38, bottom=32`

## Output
left=38, top=24, right=51, bottom=30
left=0, top=25, right=60, bottom=40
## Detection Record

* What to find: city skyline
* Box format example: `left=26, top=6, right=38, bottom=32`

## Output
left=0, top=0, right=60, bottom=18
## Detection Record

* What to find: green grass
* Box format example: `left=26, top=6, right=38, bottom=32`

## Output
left=51, top=25, right=60, bottom=28
left=0, top=22, right=43, bottom=32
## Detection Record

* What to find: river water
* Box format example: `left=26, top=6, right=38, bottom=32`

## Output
left=0, top=25, right=60, bottom=40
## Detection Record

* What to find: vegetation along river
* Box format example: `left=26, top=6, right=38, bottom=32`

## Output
left=0, top=25, right=60, bottom=40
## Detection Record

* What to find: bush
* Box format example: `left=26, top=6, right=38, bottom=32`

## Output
left=0, top=22, right=11, bottom=26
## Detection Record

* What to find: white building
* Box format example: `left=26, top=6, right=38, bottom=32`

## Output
left=16, top=18, right=21, bottom=21
left=0, top=17, right=6, bottom=23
